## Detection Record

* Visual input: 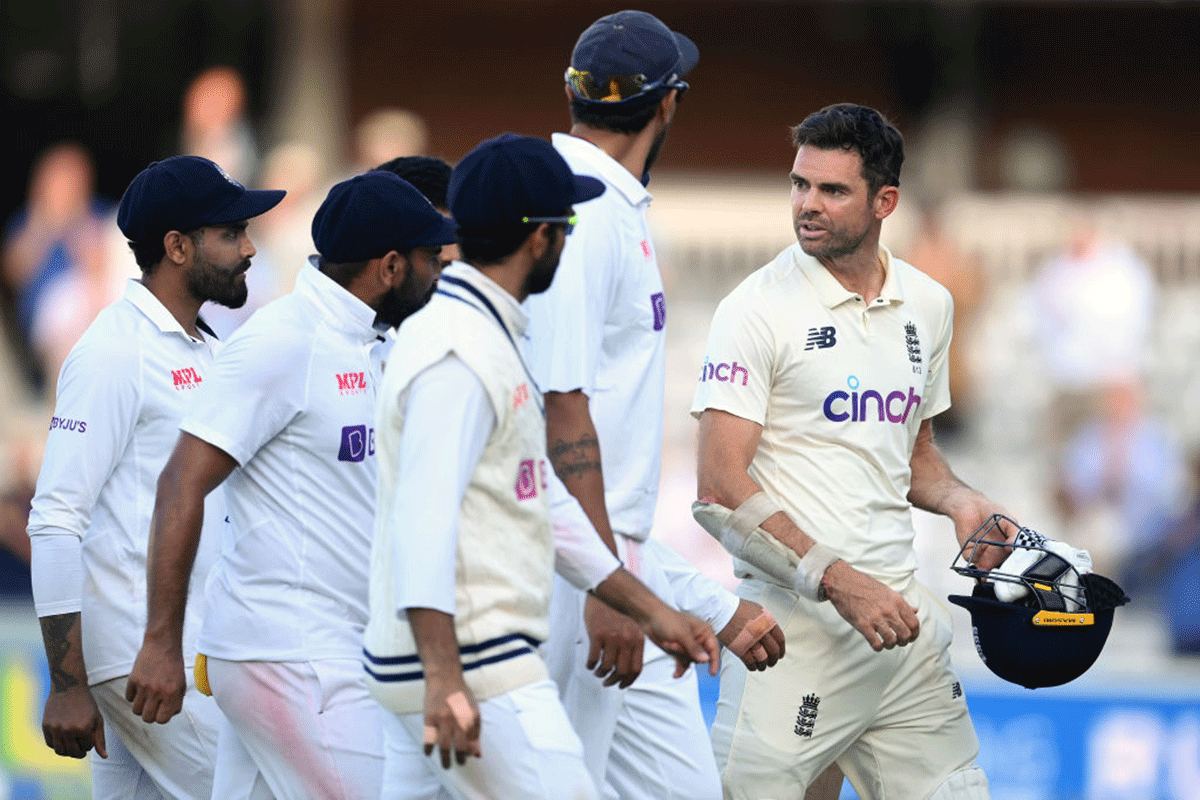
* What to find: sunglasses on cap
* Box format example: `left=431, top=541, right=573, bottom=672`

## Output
left=522, top=214, right=579, bottom=235
left=565, top=67, right=689, bottom=103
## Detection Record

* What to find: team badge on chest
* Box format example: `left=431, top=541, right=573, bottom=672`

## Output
left=904, top=321, right=922, bottom=364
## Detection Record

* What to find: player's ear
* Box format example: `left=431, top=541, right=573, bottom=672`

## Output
left=379, top=249, right=408, bottom=288
left=873, top=185, right=899, bottom=220
left=163, top=230, right=189, bottom=265
left=528, top=223, right=553, bottom=260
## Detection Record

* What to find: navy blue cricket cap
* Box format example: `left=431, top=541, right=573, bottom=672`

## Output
left=312, top=171, right=458, bottom=263
left=117, top=155, right=285, bottom=242
left=448, top=134, right=605, bottom=230
left=566, top=10, right=699, bottom=107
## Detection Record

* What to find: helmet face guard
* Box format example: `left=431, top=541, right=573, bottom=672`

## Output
left=948, top=514, right=1130, bottom=689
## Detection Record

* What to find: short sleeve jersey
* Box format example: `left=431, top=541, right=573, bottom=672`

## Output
left=523, top=133, right=667, bottom=540
left=182, top=264, right=387, bottom=662
left=27, top=279, right=224, bottom=684
left=691, top=244, right=953, bottom=589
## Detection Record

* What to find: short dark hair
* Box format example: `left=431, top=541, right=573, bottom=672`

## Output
left=373, top=156, right=452, bottom=210
left=317, top=255, right=372, bottom=287
left=790, top=104, right=904, bottom=196
left=457, top=224, right=540, bottom=266
left=568, top=89, right=665, bottom=135
left=128, top=228, right=203, bottom=275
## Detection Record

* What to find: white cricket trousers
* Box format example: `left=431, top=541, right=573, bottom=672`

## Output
left=90, top=677, right=221, bottom=800
left=381, top=678, right=597, bottom=800
left=712, top=579, right=986, bottom=800
left=205, top=657, right=384, bottom=800
left=544, top=536, right=724, bottom=800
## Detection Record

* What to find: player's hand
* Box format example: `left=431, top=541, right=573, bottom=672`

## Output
left=125, top=640, right=186, bottom=724
left=823, top=561, right=919, bottom=651
left=640, top=607, right=720, bottom=678
left=422, top=677, right=481, bottom=769
left=42, top=685, right=107, bottom=759
left=952, top=496, right=1017, bottom=572
left=583, top=593, right=645, bottom=688
left=717, top=599, right=785, bottom=671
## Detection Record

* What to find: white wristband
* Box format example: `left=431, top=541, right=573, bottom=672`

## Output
left=795, top=544, right=840, bottom=603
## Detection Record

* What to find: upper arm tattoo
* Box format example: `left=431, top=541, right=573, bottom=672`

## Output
left=547, top=435, right=603, bottom=480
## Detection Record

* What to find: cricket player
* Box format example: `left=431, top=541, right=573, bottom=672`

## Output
left=27, top=155, right=283, bottom=798
left=523, top=11, right=785, bottom=800
left=125, top=170, right=457, bottom=799
left=693, top=103, right=1012, bottom=800
left=364, top=133, right=721, bottom=800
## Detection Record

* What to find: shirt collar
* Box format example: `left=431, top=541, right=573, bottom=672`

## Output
left=298, top=256, right=381, bottom=342
left=552, top=132, right=651, bottom=208
left=439, top=261, right=529, bottom=337
left=123, top=279, right=204, bottom=341
left=793, top=244, right=906, bottom=309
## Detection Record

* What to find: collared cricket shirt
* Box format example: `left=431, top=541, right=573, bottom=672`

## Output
left=691, top=244, right=953, bottom=589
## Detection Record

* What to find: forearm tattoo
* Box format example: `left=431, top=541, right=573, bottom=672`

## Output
left=40, top=613, right=81, bottom=692
left=548, top=435, right=603, bottom=479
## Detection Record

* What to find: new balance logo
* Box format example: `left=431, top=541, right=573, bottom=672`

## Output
left=336, top=371, right=367, bottom=395
left=172, top=367, right=202, bottom=390
left=951, top=682, right=963, bottom=700
left=804, top=326, right=837, bottom=350
left=794, top=693, right=820, bottom=738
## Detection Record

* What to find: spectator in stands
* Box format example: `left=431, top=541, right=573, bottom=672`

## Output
left=3, top=142, right=116, bottom=395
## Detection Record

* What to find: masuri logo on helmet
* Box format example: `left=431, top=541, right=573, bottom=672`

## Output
left=948, top=514, right=1130, bottom=690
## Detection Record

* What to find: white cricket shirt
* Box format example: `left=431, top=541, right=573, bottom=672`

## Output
left=524, top=133, right=667, bottom=541
left=183, top=263, right=387, bottom=662
left=691, top=244, right=952, bottom=589
left=27, top=279, right=224, bottom=685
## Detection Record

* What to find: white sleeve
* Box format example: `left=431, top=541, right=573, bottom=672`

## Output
left=524, top=208, right=619, bottom=396
left=646, top=538, right=740, bottom=632
left=391, top=354, right=494, bottom=615
left=180, top=323, right=304, bottom=465
left=548, top=469, right=621, bottom=592
left=27, top=335, right=139, bottom=615
left=30, top=533, right=83, bottom=617
left=690, top=289, right=776, bottom=424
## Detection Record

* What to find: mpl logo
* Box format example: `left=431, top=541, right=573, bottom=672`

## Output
left=336, top=371, right=367, bottom=395
left=513, top=382, right=530, bottom=410
left=171, top=367, right=203, bottom=390
left=698, top=357, right=749, bottom=387
left=338, top=425, right=375, bottom=462
left=515, top=458, right=549, bottom=500
left=822, top=375, right=921, bottom=423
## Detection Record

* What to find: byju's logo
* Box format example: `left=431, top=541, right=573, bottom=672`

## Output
left=338, top=425, right=375, bottom=462
left=172, top=367, right=203, bottom=390
left=698, top=358, right=749, bottom=386
left=49, top=416, right=87, bottom=433
left=805, top=326, right=837, bottom=350
left=822, top=376, right=921, bottom=423
left=336, top=372, right=367, bottom=395
left=515, top=459, right=549, bottom=500
left=651, top=292, right=666, bottom=331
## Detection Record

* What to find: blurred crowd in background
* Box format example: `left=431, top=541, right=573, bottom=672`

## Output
left=2, top=1, right=1199, bottom=672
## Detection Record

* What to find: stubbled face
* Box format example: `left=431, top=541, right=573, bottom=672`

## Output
left=523, top=224, right=568, bottom=297
left=376, top=245, right=444, bottom=328
left=186, top=223, right=254, bottom=308
left=790, top=145, right=877, bottom=262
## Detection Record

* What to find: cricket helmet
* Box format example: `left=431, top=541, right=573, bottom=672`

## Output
left=948, top=514, right=1129, bottom=690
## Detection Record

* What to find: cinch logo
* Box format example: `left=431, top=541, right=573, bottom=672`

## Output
left=515, top=458, right=549, bottom=500
left=172, top=367, right=202, bottom=390
left=822, top=375, right=921, bottom=423
left=698, top=358, right=749, bottom=387
left=805, top=326, right=837, bottom=350
left=336, top=372, right=367, bottom=395
left=49, top=416, right=87, bottom=433
left=651, top=292, right=666, bottom=331
left=338, top=425, right=375, bottom=462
